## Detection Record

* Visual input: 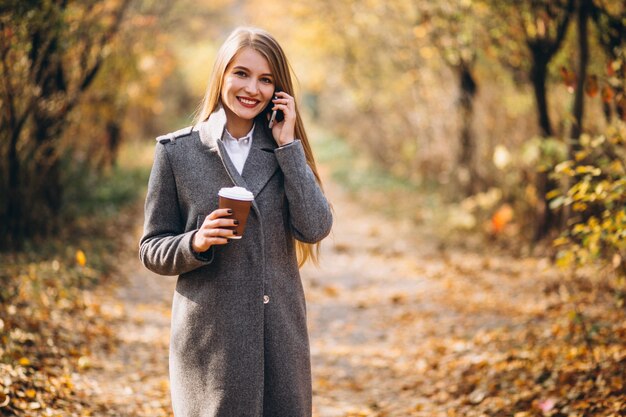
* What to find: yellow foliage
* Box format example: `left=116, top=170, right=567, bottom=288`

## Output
left=554, top=160, right=575, bottom=176
left=551, top=130, right=625, bottom=278
left=76, top=250, right=87, bottom=267
left=574, top=165, right=601, bottom=176
left=556, top=250, right=575, bottom=268
left=553, top=237, right=570, bottom=246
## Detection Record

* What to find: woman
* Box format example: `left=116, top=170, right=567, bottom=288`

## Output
left=139, top=27, right=332, bottom=417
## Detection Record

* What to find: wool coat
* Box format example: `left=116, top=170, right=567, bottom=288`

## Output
left=139, top=106, right=333, bottom=417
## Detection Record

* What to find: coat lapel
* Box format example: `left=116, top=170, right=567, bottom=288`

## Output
left=195, top=105, right=249, bottom=190
left=241, top=125, right=278, bottom=198
left=195, top=104, right=279, bottom=198
left=217, top=140, right=248, bottom=189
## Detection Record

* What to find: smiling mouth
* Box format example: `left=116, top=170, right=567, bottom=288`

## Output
left=237, top=97, right=260, bottom=107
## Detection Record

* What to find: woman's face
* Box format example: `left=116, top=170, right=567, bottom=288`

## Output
left=221, top=47, right=275, bottom=126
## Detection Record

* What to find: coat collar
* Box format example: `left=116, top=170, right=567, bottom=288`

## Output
left=194, top=104, right=227, bottom=151
left=195, top=104, right=279, bottom=198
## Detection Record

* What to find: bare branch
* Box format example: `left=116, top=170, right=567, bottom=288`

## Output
left=0, top=21, right=16, bottom=130
left=0, top=21, right=31, bottom=138
left=549, top=0, right=575, bottom=57
left=69, top=0, right=132, bottom=111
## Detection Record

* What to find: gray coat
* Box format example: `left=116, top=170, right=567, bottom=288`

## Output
left=139, top=106, right=332, bottom=417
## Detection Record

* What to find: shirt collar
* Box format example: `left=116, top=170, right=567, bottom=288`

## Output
left=224, top=124, right=255, bottom=143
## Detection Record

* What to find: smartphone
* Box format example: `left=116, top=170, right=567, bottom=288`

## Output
left=268, top=92, right=284, bottom=129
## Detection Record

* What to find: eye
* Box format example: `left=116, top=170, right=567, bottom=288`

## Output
left=261, top=78, right=273, bottom=84
left=234, top=70, right=247, bottom=77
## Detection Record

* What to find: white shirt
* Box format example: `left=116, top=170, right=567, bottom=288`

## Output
left=222, top=125, right=254, bottom=175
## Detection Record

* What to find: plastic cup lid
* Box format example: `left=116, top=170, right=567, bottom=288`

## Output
left=218, top=186, right=254, bottom=201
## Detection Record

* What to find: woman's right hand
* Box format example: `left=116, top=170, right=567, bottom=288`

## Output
left=192, top=208, right=238, bottom=252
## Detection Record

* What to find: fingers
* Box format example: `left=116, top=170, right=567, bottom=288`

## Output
left=271, top=92, right=296, bottom=146
left=207, top=208, right=234, bottom=220
left=272, top=100, right=294, bottom=111
left=273, top=91, right=292, bottom=100
left=198, top=226, right=237, bottom=240
left=192, top=230, right=228, bottom=252
left=192, top=225, right=236, bottom=252
left=192, top=232, right=228, bottom=252
left=272, top=97, right=292, bottom=106
left=203, top=209, right=238, bottom=230
left=272, top=92, right=295, bottom=112
left=200, top=217, right=238, bottom=237
left=193, top=209, right=240, bottom=252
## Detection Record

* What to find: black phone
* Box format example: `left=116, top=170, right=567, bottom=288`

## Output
left=268, top=91, right=284, bottom=128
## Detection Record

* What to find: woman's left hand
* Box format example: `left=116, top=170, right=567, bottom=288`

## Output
left=270, top=91, right=296, bottom=146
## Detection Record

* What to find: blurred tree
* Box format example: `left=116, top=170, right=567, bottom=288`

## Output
left=589, top=0, right=626, bottom=123
left=483, top=0, right=575, bottom=241
left=277, top=1, right=423, bottom=170
left=556, top=1, right=626, bottom=231
left=275, top=0, right=462, bottom=185
left=63, top=6, right=177, bottom=171
left=570, top=0, right=592, bottom=149
left=0, top=0, right=131, bottom=248
left=415, top=1, right=484, bottom=195
left=487, top=0, right=576, bottom=138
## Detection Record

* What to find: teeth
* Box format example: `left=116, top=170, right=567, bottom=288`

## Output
left=239, top=97, right=257, bottom=105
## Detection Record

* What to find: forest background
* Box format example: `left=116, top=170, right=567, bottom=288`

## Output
left=0, top=0, right=625, bottom=415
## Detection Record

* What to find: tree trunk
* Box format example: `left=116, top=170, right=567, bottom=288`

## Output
left=530, top=54, right=553, bottom=138
left=602, top=100, right=612, bottom=123
left=530, top=50, right=555, bottom=241
left=28, top=29, right=66, bottom=236
left=1, top=0, right=130, bottom=248
left=6, top=129, right=22, bottom=249
left=457, top=62, right=479, bottom=195
left=33, top=116, right=64, bottom=224
left=105, top=120, right=122, bottom=168
left=570, top=0, right=590, bottom=150
left=562, top=0, right=592, bottom=229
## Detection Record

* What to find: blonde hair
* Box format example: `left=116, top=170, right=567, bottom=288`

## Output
left=195, top=27, right=325, bottom=267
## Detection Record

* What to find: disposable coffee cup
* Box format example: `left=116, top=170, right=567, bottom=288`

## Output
left=218, top=186, right=254, bottom=239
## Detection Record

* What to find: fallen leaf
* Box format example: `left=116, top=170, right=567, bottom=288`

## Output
left=538, top=397, right=557, bottom=412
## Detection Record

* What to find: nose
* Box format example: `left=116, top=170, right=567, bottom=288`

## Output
left=243, top=79, right=259, bottom=96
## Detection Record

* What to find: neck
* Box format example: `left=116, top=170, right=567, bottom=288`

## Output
left=225, top=118, right=253, bottom=139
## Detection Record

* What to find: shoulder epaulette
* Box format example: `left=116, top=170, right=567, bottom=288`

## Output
left=156, top=126, right=194, bottom=144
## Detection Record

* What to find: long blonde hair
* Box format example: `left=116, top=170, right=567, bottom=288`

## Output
left=195, top=27, right=325, bottom=267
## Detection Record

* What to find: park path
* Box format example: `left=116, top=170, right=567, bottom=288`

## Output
left=81, top=167, right=559, bottom=417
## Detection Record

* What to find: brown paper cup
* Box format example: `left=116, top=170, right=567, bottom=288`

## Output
left=218, top=195, right=252, bottom=239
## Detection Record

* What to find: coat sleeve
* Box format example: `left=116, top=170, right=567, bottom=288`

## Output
left=274, top=140, right=333, bottom=243
left=139, top=143, right=214, bottom=276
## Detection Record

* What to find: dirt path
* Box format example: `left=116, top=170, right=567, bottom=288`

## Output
left=82, top=171, right=560, bottom=417
left=303, top=177, right=558, bottom=416
left=79, top=223, right=175, bottom=416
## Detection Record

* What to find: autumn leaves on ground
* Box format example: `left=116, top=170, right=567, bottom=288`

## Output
left=1, top=142, right=625, bottom=417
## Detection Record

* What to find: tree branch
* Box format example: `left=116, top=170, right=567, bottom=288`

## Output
left=0, top=21, right=32, bottom=140
left=0, top=21, right=16, bottom=131
left=68, top=0, right=132, bottom=111
left=550, top=0, right=575, bottom=57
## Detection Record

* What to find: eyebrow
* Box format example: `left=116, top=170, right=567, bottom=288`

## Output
left=232, top=65, right=273, bottom=77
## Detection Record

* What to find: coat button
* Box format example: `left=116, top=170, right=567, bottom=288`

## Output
left=263, top=295, right=270, bottom=304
